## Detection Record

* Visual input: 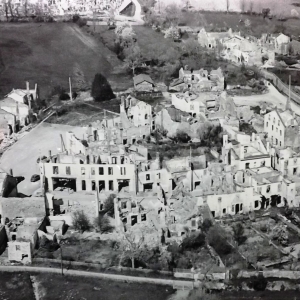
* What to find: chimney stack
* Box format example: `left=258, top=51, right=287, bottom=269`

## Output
left=10, top=169, right=13, bottom=176
left=252, top=132, right=256, bottom=142
left=49, top=150, right=52, bottom=162
left=223, top=134, right=228, bottom=146
left=26, top=81, right=30, bottom=93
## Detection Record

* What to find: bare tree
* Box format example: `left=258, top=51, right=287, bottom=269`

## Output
left=7, top=0, right=15, bottom=17
left=123, top=46, right=144, bottom=75
left=1, top=0, right=9, bottom=21
left=249, top=1, right=254, bottom=15
left=240, top=0, right=246, bottom=13
left=226, top=0, right=229, bottom=13
left=121, top=230, right=145, bottom=268
left=24, top=0, right=28, bottom=17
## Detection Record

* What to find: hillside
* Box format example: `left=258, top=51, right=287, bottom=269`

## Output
left=157, top=0, right=300, bottom=16
left=0, top=23, right=131, bottom=98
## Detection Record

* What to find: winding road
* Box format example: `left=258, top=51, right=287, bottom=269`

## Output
left=233, top=82, right=300, bottom=116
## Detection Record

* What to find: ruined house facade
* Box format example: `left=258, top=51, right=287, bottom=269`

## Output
left=39, top=132, right=137, bottom=194
left=170, top=67, right=224, bottom=92
left=264, top=108, right=300, bottom=150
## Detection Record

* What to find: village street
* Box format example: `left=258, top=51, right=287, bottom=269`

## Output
left=233, top=83, right=300, bottom=116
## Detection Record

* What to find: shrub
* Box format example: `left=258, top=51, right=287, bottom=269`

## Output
left=181, top=232, right=205, bottom=251
left=59, top=93, right=70, bottom=101
left=201, top=219, right=213, bottom=233
left=94, top=215, right=114, bottom=234
left=72, top=210, right=91, bottom=233
left=103, top=194, right=116, bottom=218
left=207, top=226, right=232, bottom=256
left=248, top=274, right=268, bottom=291
left=175, top=131, right=191, bottom=143
left=232, top=223, right=247, bottom=245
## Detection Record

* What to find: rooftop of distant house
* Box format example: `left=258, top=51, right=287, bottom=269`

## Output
left=133, top=74, right=154, bottom=86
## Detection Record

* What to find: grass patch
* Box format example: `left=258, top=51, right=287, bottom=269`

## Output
left=0, top=23, right=131, bottom=98
left=0, top=272, right=35, bottom=300
left=36, top=273, right=174, bottom=300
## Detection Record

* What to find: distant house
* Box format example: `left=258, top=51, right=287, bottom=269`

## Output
left=0, top=98, right=29, bottom=128
left=291, top=40, right=300, bottom=55
left=0, top=109, right=16, bottom=138
left=170, top=67, right=224, bottom=92
left=5, top=82, right=38, bottom=107
left=198, top=28, right=240, bottom=49
left=274, top=33, right=291, bottom=55
left=133, top=74, right=155, bottom=92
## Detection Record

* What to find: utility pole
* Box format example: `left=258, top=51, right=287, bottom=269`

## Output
left=69, top=77, right=73, bottom=101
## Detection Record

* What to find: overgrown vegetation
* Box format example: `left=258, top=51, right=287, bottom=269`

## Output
left=72, top=210, right=91, bottom=233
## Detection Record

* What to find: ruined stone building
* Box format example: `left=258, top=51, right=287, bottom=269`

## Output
left=0, top=197, right=46, bottom=264
left=222, top=133, right=271, bottom=171
left=264, top=107, right=300, bottom=150
left=91, top=96, right=154, bottom=145
left=197, top=28, right=240, bottom=49
left=170, top=67, right=224, bottom=92
left=39, top=131, right=138, bottom=194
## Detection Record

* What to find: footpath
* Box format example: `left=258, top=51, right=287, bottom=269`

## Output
left=0, top=265, right=195, bottom=288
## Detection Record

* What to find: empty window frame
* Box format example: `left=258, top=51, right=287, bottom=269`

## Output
left=66, top=166, right=71, bottom=175
left=108, top=167, right=113, bottom=175
left=99, top=167, right=104, bottom=175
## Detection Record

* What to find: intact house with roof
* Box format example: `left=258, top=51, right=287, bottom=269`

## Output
left=264, top=107, right=300, bottom=150
left=133, top=74, right=155, bottom=92
left=169, top=67, right=224, bottom=93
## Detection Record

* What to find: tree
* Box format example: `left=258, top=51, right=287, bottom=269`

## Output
left=121, top=230, right=145, bottom=268
left=123, top=46, right=144, bottom=75
left=186, top=288, right=220, bottom=300
left=164, top=4, right=181, bottom=26
left=201, top=219, right=213, bottom=233
left=103, top=194, right=116, bottom=218
left=249, top=1, right=254, bottom=14
left=174, top=131, right=191, bottom=143
left=94, top=215, right=114, bottom=234
left=245, top=19, right=251, bottom=29
left=240, top=0, right=245, bottom=13
left=226, top=0, right=230, bottom=12
left=183, top=39, right=201, bottom=57
left=207, top=225, right=232, bottom=255
left=1, top=0, right=9, bottom=21
left=181, top=232, right=206, bottom=251
left=91, top=73, right=115, bottom=102
left=262, top=8, right=270, bottom=19
left=232, top=223, right=247, bottom=245
left=72, top=210, right=91, bottom=233
left=164, top=26, right=181, bottom=41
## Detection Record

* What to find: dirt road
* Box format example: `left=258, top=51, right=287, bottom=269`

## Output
left=233, top=83, right=300, bottom=116
left=0, top=123, right=87, bottom=196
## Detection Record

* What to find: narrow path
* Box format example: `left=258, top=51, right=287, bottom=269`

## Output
left=0, top=265, right=192, bottom=287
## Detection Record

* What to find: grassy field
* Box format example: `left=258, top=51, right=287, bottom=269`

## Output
left=0, top=272, right=35, bottom=300
left=0, top=272, right=174, bottom=300
left=36, top=273, right=174, bottom=300
left=0, top=23, right=132, bottom=99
